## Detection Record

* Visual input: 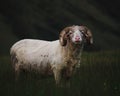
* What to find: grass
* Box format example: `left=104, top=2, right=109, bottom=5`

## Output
left=0, top=50, right=120, bottom=96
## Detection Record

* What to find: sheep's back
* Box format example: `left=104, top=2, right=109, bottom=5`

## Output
left=10, top=39, right=62, bottom=68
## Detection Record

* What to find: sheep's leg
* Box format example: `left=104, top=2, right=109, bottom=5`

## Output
left=53, top=68, right=62, bottom=86
left=62, top=72, right=71, bottom=87
left=54, top=69, right=71, bottom=87
left=64, top=78, right=71, bottom=87
left=15, top=63, right=20, bottom=80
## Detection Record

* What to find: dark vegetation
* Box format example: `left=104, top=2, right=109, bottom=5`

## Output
left=0, top=51, right=120, bottom=96
left=0, top=0, right=120, bottom=96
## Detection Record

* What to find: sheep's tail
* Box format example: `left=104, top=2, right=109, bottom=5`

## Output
left=10, top=48, right=18, bottom=69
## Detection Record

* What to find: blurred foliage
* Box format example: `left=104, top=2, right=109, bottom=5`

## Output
left=0, top=0, right=120, bottom=55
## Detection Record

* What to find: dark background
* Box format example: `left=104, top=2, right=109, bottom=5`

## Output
left=0, top=0, right=120, bottom=55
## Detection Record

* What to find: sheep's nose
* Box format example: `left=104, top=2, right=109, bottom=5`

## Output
left=75, top=36, right=80, bottom=41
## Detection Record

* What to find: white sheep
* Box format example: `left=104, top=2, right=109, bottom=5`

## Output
left=10, top=25, right=93, bottom=85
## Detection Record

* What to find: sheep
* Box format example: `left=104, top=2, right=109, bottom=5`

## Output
left=10, top=25, right=93, bottom=85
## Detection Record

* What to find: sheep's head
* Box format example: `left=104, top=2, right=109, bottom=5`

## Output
left=59, top=25, right=93, bottom=46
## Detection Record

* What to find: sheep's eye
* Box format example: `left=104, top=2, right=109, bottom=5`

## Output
left=69, top=30, right=72, bottom=33
left=69, top=31, right=73, bottom=35
left=81, top=30, right=85, bottom=33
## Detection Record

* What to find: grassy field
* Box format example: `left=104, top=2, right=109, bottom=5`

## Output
left=0, top=50, right=120, bottom=96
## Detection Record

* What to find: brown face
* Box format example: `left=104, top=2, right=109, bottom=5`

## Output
left=59, top=25, right=93, bottom=46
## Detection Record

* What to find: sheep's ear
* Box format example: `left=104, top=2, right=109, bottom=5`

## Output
left=59, top=27, right=70, bottom=46
left=85, top=28, right=93, bottom=44
left=80, top=26, right=93, bottom=45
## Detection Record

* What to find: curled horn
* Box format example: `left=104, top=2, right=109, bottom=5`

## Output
left=59, top=27, right=70, bottom=46
left=80, top=26, right=93, bottom=44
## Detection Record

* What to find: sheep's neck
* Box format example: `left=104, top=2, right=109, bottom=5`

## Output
left=63, top=43, right=83, bottom=60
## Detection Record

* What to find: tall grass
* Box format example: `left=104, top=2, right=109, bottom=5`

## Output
left=0, top=50, right=120, bottom=96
